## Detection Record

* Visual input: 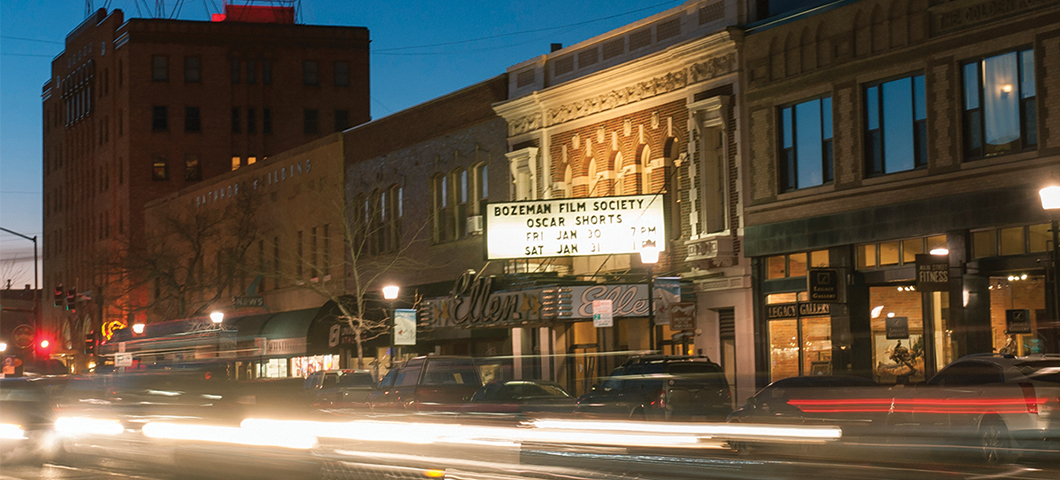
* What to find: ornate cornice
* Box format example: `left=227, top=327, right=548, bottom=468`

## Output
left=507, top=52, right=737, bottom=137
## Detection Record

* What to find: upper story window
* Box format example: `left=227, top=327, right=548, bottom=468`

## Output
left=152, top=155, right=168, bottom=181
left=152, top=106, right=168, bottom=131
left=334, top=61, right=349, bottom=86
left=963, top=48, right=1036, bottom=159
left=262, top=60, right=273, bottom=85
left=766, top=251, right=829, bottom=279
left=857, top=235, right=946, bottom=269
left=304, top=61, right=319, bottom=86
left=151, top=55, right=168, bottom=82
left=184, top=106, right=201, bottom=133
left=473, top=163, right=488, bottom=215
left=780, top=97, right=833, bottom=192
left=184, top=154, right=202, bottom=181
left=304, top=109, right=319, bottom=134
left=431, top=174, right=451, bottom=244
left=231, top=58, right=240, bottom=84
left=865, top=74, right=926, bottom=176
left=184, top=56, right=201, bottom=83
left=246, top=60, right=257, bottom=84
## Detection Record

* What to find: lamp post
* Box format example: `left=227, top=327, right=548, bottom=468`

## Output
left=1040, top=186, right=1060, bottom=329
left=383, top=285, right=400, bottom=367
left=0, top=227, right=39, bottom=335
left=640, top=241, right=659, bottom=352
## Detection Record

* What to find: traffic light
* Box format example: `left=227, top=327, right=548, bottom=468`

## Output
left=54, top=286, right=64, bottom=308
left=66, top=289, right=76, bottom=311
left=84, top=331, right=97, bottom=356
left=35, top=335, right=54, bottom=358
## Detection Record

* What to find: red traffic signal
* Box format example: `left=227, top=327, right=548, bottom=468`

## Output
left=34, top=335, right=55, bottom=357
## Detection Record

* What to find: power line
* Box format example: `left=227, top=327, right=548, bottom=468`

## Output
left=1, top=53, right=55, bottom=58
left=0, top=35, right=64, bottom=45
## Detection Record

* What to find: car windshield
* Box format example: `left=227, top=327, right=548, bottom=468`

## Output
left=337, top=372, right=375, bottom=387
left=506, top=382, right=570, bottom=399
left=422, top=359, right=480, bottom=386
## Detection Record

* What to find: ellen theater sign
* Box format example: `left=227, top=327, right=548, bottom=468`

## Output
left=485, top=194, right=666, bottom=259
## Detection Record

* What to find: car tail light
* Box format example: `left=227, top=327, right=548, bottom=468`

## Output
left=1019, top=382, right=1038, bottom=414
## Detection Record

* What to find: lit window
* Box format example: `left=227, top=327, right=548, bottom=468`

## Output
left=231, top=156, right=241, bottom=171
left=963, top=49, right=1036, bottom=159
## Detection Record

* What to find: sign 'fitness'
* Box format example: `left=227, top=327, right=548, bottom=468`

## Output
left=485, top=194, right=666, bottom=259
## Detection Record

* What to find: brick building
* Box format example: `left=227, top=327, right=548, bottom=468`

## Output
left=40, top=7, right=369, bottom=355
left=740, top=0, right=1060, bottom=387
left=492, top=0, right=755, bottom=400
left=341, top=75, right=511, bottom=370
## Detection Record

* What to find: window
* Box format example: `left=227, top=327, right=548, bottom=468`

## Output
left=184, top=56, right=201, bottom=83
left=972, top=224, right=1052, bottom=259
left=152, top=106, right=168, bottom=131
left=247, top=156, right=257, bottom=165
left=231, top=107, right=240, bottom=133
left=963, top=49, right=1036, bottom=159
left=865, top=74, right=926, bottom=175
left=766, top=251, right=829, bottom=279
left=246, top=59, right=256, bottom=84
left=184, top=106, right=201, bottom=132
left=152, top=155, right=168, bottom=180
left=322, top=224, right=330, bottom=277
left=303, top=61, right=319, bottom=85
left=118, top=109, right=123, bottom=136
left=780, top=97, right=833, bottom=191
left=858, top=235, right=946, bottom=268
left=334, top=109, right=349, bottom=132
left=263, top=108, right=272, bottom=133
left=262, top=60, right=272, bottom=85
left=231, top=156, right=241, bottom=171
left=151, top=55, right=168, bottom=81
left=453, top=168, right=468, bottom=238
left=334, top=61, right=349, bottom=86
left=296, top=230, right=304, bottom=279
left=311, top=227, right=318, bottom=277
left=247, top=108, right=257, bottom=134
left=304, top=109, right=319, bottom=134
left=431, top=174, right=451, bottom=243
left=273, top=237, right=280, bottom=290
left=231, top=58, right=240, bottom=83
left=184, top=154, right=202, bottom=181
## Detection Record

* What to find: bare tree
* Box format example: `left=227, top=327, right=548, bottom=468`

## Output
left=274, top=189, right=432, bottom=369
left=0, top=257, right=28, bottom=290
left=108, top=189, right=260, bottom=322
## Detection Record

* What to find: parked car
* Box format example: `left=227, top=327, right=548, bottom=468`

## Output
left=305, top=369, right=377, bottom=408
left=575, top=355, right=732, bottom=420
left=463, top=380, right=577, bottom=415
left=368, top=356, right=482, bottom=411
left=886, top=353, right=1060, bottom=463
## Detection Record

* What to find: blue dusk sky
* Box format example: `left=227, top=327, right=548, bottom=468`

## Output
left=0, top=0, right=681, bottom=289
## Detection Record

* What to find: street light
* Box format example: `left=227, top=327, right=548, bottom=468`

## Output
left=640, top=241, right=659, bottom=352
left=1040, top=186, right=1060, bottom=327
left=210, top=311, right=224, bottom=324
left=0, top=227, right=39, bottom=336
left=132, top=323, right=145, bottom=335
left=383, top=285, right=400, bottom=367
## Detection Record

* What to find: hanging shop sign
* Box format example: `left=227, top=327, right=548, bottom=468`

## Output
left=766, top=302, right=830, bottom=320
left=485, top=194, right=666, bottom=260
left=807, top=268, right=840, bottom=303
left=915, top=254, right=949, bottom=292
left=652, top=277, right=681, bottom=325
left=1006, top=309, right=1032, bottom=334
left=885, top=316, right=909, bottom=339
left=394, top=309, right=417, bottom=346
left=670, top=303, right=696, bottom=331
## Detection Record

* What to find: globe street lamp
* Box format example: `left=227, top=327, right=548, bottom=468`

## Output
left=1040, top=186, right=1060, bottom=328
left=210, top=311, right=225, bottom=324
left=383, top=285, right=400, bottom=367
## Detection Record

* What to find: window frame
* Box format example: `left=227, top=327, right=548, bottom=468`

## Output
left=303, top=60, right=319, bottom=86
left=183, top=56, right=201, bottom=83
left=184, top=106, right=201, bottom=133
left=152, top=106, right=168, bottom=132
left=151, top=55, right=168, bottom=82
left=864, top=73, right=927, bottom=176
left=778, top=96, right=834, bottom=192
left=961, top=47, right=1037, bottom=160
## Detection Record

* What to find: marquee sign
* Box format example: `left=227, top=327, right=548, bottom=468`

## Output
left=485, top=194, right=666, bottom=260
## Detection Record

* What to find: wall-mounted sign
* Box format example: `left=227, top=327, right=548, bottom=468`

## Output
left=485, top=194, right=666, bottom=260
left=915, top=254, right=949, bottom=292
left=1006, top=309, right=1032, bottom=334
left=266, top=338, right=306, bottom=356
left=233, top=296, right=265, bottom=308
left=592, top=299, right=613, bottom=328
left=670, top=303, right=696, bottom=331
left=766, top=302, right=830, bottom=320
left=885, top=316, right=909, bottom=339
left=807, top=268, right=840, bottom=303
left=394, top=309, right=417, bottom=346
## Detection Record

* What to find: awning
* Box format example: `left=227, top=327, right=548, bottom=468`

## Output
left=261, top=308, right=318, bottom=340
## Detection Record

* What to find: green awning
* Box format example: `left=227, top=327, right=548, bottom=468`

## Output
left=261, top=307, right=319, bottom=340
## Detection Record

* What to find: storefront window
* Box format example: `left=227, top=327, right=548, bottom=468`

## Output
left=769, top=320, right=799, bottom=382
left=258, top=358, right=289, bottom=378
left=973, top=229, right=997, bottom=258
left=858, top=244, right=876, bottom=269
left=788, top=254, right=807, bottom=277
left=902, top=238, right=923, bottom=263
left=989, top=275, right=1048, bottom=355
left=291, top=354, right=339, bottom=377
left=869, top=286, right=926, bottom=383
left=928, top=291, right=954, bottom=373
left=809, top=250, right=829, bottom=267
left=801, top=317, right=832, bottom=375
left=1000, top=226, right=1024, bottom=256
left=926, top=235, right=946, bottom=253
left=767, top=255, right=786, bottom=279
left=879, top=241, right=899, bottom=266
left=1029, top=224, right=1051, bottom=252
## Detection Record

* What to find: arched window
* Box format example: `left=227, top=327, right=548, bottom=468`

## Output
left=564, top=164, right=573, bottom=198
left=612, top=152, right=625, bottom=196
left=587, top=157, right=598, bottom=197
left=639, top=145, right=652, bottom=194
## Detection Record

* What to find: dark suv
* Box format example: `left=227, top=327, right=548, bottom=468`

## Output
left=368, top=356, right=482, bottom=411
left=575, top=355, right=732, bottom=420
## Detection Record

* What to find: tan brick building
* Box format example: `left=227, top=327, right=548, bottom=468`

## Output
left=740, top=0, right=1060, bottom=386
left=41, top=7, right=369, bottom=356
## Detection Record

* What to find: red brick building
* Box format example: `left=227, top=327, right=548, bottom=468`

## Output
left=41, top=7, right=369, bottom=353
